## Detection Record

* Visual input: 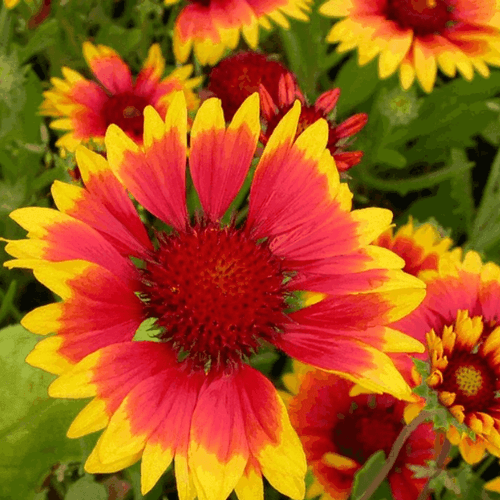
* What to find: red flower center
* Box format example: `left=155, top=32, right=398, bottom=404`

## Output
left=439, top=353, right=497, bottom=411
left=386, top=0, right=455, bottom=36
left=139, top=223, right=289, bottom=371
left=333, top=397, right=402, bottom=464
left=101, top=92, right=150, bottom=142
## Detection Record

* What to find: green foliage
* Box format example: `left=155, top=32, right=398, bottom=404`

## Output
left=64, top=476, right=107, bottom=500
left=333, top=57, right=381, bottom=116
left=0, top=324, right=96, bottom=499
left=351, top=451, right=390, bottom=500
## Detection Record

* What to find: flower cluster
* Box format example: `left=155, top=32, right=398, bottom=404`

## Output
left=5, top=0, right=500, bottom=499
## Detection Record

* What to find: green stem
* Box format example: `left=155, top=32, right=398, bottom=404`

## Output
left=0, top=281, right=22, bottom=323
left=476, top=454, right=496, bottom=478
left=469, top=147, right=500, bottom=250
left=415, top=436, right=451, bottom=500
left=357, top=159, right=473, bottom=196
left=320, top=50, right=345, bottom=71
left=359, top=411, right=430, bottom=500
left=278, top=28, right=308, bottom=89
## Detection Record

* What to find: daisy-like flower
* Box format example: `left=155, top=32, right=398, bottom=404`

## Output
left=391, top=252, right=500, bottom=464
left=4, top=92, right=425, bottom=498
left=282, top=361, right=438, bottom=500
left=208, top=51, right=293, bottom=121
left=259, top=72, right=368, bottom=171
left=374, top=217, right=457, bottom=277
left=319, top=0, right=500, bottom=93
left=170, top=0, right=312, bottom=66
left=40, top=42, right=201, bottom=152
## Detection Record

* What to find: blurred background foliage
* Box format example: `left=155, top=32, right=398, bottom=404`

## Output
left=3, top=0, right=500, bottom=498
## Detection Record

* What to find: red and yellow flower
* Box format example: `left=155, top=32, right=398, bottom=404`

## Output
left=170, top=0, right=312, bottom=65
left=40, top=42, right=201, bottom=152
left=282, top=361, right=438, bottom=500
left=4, top=92, right=425, bottom=498
left=375, top=217, right=458, bottom=277
left=319, top=0, right=500, bottom=92
left=208, top=51, right=294, bottom=121
left=392, top=252, right=500, bottom=464
left=260, top=72, right=368, bottom=171
left=207, top=51, right=367, bottom=171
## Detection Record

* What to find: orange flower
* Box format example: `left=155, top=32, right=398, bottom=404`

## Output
left=259, top=72, right=368, bottom=171
left=392, top=252, right=500, bottom=464
left=283, top=362, right=438, bottom=500
left=319, top=0, right=500, bottom=92
left=170, top=0, right=312, bottom=65
left=40, top=42, right=201, bottom=153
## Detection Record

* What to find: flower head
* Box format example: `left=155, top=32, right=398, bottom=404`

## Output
left=319, top=0, right=500, bottom=92
left=392, top=252, right=500, bottom=463
left=283, top=362, right=438, bottom=500
left=171, top=0, right=312, bottom=65
left=5, top=92, right=425, bottom=498
left=375, top=217, right=457, bottom=277
left=260, top=73, right=368, bottom=171
left=208, top=51, right=293, bottom=121
left=40, top=42, right=201, bottom=152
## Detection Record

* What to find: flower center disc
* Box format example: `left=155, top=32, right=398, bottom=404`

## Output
left=441, top=355, right=497, bottom=411
left=140, top=224, right=288, bottom=370
left=386, top=0, right=454, bottom=36
left=455, top=365, right=483, bottom=397
left=102, top=92, right=149, bottom=142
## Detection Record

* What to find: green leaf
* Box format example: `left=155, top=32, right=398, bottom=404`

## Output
left=249, top=348, right=280, bottom=376
left=94, top=25, right=142, bottom=60
left=0, top=177, right=28, bottom=216
left=64, top=475, right=107, bottom=500
left=399, top=74, right=500, bottom=145
left=0, top=324, right=93, bottom=499
left=350, top=450, right=386, bottom=500
left=133, top=317, right=161, bottom=342
left=333, top=57, right=381, bottom=116
left=361, top=147, right=474, bottom=195
left=412, top=357, right=430, bottom=378
left=18, top=19, right=60, bottom=62
left=375, top=148, right=407, bottom=168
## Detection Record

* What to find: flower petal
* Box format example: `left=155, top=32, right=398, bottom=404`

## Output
left=6, top=207, right=137, bottom=284
left=82, top=42, right=132, bottom=94
left=237, top=365, right=307, bottom=500
left=189, top=372, right=250, bottom=500
left=106, top=92, right=188, bottom=229
left=22, top=260, right=143, bottom=366
left=51, top=146, right=153, bottom=258
left=190, top=94, right=260, bottom=221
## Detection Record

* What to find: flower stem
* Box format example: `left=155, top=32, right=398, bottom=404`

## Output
left=359, top=410, right=430, bottom=500
left=415, top=436, right=451, bottom=500
left=476, top=454, right=497, bottom=478
left=468, top=147, right=500, bottom=252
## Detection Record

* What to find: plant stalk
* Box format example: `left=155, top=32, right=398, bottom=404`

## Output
left=359, top=410, right=430, bottom=500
